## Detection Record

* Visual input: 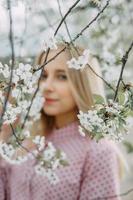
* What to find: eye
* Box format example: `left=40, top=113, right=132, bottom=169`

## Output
left=57, top=74, right=67, bottom=80
left=41, top=73, right=47, bottom=80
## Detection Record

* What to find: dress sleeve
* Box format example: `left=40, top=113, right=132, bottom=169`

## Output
left=0, top=158, right=10, bottom=200
left=79, top=141, right=121, bottom=200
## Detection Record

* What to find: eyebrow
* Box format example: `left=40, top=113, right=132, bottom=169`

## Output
left=44, top=69, right=66, bottom=73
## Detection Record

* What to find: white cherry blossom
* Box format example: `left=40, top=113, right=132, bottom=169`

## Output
left=16, top=63, right=32, bottom=81
left=43, top=36, right=57, bottom=51
left=78, top=125, right=86, bottom=137
left=23, top=130, right=30, bottom=138
left=77, top=99, right=129, bottom=142
left=42, top=142, right=56, bottom=160
left=67, top=49, right=90, bottom=70
left=3, top=103, right=21, bottom=124
left=0, top=63, right=10, bottom=78
left=32, top=135, right=45, bottom=151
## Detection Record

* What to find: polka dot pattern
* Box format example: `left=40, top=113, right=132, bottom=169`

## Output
left=0, top=121, right=121, bottom=200
left=0, top=164, right=6, bottom=200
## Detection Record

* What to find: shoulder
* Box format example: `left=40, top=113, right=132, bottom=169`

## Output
left=84, top=138, right=121, bottom=169
left=88, top=138, right=119, bottom=155
left=66, top=124, right=119, bottom=159
left=67, top=132, right=119, bottom=168
left=72, top=122, right=119, bottom=156
left=74, top=130, right=118, bottom=155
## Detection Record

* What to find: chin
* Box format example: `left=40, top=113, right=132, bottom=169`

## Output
left=43, top=108, right=60, bottom=116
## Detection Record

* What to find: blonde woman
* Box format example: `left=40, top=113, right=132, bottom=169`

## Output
left=0, top=44, right=124, bottom=200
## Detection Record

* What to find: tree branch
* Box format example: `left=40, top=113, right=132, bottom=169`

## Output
left=21, top=0, right=82, bottom=131
left=91, top=187, right=133, bottom=200
left=114, top=41, right=133, bottom=101
left=0, top=0, right=15, bottom=130
left=36, top=0, right=110, bottom=71
left=72, top=0, right=110, bottom=43
left=10, top=123, right=36, bottom=159
left=57, top=0, right=73, bottom=41
left=54, top=0, right=81, bottom=36
left=36, top=0, right=113, bottom=92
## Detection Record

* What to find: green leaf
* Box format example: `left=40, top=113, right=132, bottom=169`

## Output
left=127, top=110, right=133, bottom=117
left=56, top=149, right=61, bottom=158
left=93, top=94, right=105, bottom=104
left=60, top=160, right=69, bottom=166
left=118, top=92, right=125, bottom=105
left=94, top=133, right=103, bottom=142
left=123, top=141, right=133, bottom=153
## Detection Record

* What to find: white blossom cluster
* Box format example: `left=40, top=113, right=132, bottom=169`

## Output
left=3, top=103, right=21, bottom=124
left=77, top=99, right=129, bottom=142
left=43, top=35, right=58, bottom=52
left=0, top=62, right=10, bottom=78
left=0, top=60, right=69, bottom=182
left=0, top=142, right=28, bottom=164
left=29, top=93, right=44, bottom=121
left=35, top=166, right=60, bottom=185
left=33, top=135, right=45, bottom=151
left=0, top=134, right=68, bottom=184
left=90, top=0, right=101, bottom=6
left=87, top=0, right=133, bottom=84
left=33, top=140, right=68, bottom=184
left=67, top=49, right=90, bottom=70
left=0, top=62, right=44, bottom=125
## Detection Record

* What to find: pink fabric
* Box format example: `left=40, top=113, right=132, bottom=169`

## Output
left=0, top=121, right=121, bottom=200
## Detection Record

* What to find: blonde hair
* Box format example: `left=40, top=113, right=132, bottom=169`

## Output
left=31, top=43, right=105, bottom=135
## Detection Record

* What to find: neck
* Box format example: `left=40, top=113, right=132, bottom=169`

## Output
left=55, top=110, right=78, bottom=129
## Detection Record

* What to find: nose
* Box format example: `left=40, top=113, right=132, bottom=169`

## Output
left=40, top=77, right=55, bottom=93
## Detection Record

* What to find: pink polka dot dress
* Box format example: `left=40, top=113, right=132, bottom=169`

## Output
left=0, top=121, right=121, bottom=200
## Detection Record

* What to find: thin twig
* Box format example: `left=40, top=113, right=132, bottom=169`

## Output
left=56, top=0, right=115, bottom=93
left=54, top=0, right=81, bottom=36
left=0, top=0, right=15, bottom=130
left=36, top=1, right=113, bottom=92
left=21, top=48, right=50, bottom=129
left=57, top=0, right=73, bottom=41
left=72, top=0, right=110, bottom=43
left=0, top=0, right=34, bottom=156
left=36, top=0, right=110, bottom=72
left=87, top=63, right=115, bottom=92
left=114, top=41, right=133, bottom=101
left=91, top=187, right=133, bottom=200
left=20, top=0, right=81, bottom=131
left=10, top=124, right=36, bottom=158
left=73, top=2, right=97, bottom=13
left=56, top=0, right=80, bottom=55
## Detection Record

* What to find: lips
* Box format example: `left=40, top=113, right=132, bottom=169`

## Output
left=45, top=98, right=58, bottom=104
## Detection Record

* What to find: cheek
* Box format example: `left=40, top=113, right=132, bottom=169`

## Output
left=60, top=86, right=77, bottom=108
left=57, top=83, right=72, bottom=97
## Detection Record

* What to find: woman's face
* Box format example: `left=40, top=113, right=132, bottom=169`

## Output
left=40, top=50, right=78, bottom=121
